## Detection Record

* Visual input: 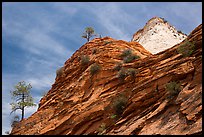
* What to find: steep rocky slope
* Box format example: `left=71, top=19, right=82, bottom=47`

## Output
left=131, top=17, right=187, bottom=54
left=10, top=24, right=202, bottom=135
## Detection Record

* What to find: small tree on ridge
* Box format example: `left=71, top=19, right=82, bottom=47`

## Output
left=10, top=81, right=36, bottom=121
left=82, top=27, right=96, bottom=42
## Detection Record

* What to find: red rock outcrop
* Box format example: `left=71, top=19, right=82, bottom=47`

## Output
left=10, top=24, right=202, bottom=135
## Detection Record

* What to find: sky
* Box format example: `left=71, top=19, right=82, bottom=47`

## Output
left=2, top=2, right=202, bottom=135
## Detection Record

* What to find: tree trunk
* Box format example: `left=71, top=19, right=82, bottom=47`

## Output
left=87, top=33, right=90, bottom=42
left=21, top=94, right=25, bottom=121
left=21, top=107, right=24, bottom=121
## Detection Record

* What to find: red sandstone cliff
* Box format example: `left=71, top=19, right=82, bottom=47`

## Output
left=10, top=24, right=202, bottom=135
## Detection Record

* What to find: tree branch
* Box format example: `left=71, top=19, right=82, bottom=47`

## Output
left=10, top=107, right=22, bottom=115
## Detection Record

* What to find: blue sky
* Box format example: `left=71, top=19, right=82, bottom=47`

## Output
left=2, top=2, right=202, bottom=134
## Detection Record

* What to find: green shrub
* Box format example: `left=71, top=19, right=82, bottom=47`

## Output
left=120, top=49, right=132, bottom=58
left=127, top=68, right=137, bottom=78
left=113, top=63, right=122, bottom=71
left=98, top=123, right=106, bottom=135
left=110, top=114, right=117, bottom=119
left=177, top=40, right=195, bottom=57
left=92, top=48, right=97, bottom=54
left=103, top=41, right=112, bottom=45
left=112, top=94, right=128, bottom=115
left=56, top=67, right=64, bottom=77
left=120, top=49, right=140, bottom=63
left=123, top=55, right=140, bottom=63
left=90, top=63, right=101, bottom=75
left=81, top=55, right=90, bottom=65
left=98, top=123, right=106, bottom=131
left=117, top=69, right=128, bottom=81
left=165, top=81, right=181, bottom=96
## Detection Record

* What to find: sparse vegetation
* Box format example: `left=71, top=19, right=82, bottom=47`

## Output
left=177, top=39, right=195, bottom=57
left=112, top=94, right=128, bottom=115
left=103, top=41, right=113, bottom=45
left=123, top=54, right=140, bottom=63
left=117, top=67, right=138, bottom=82
left=98, top=123, right=106, bottom=135
left=120, top=49, right=140, bottom=63
left=160, top=17, right=168, bottom=23
left=90, top=63, right=101, bottom=76
left=92, top=48, right=97, bottom=54
left=56, top=67, right=64, bottom=77
left=177, top=30, right=182, bottom=33
left=117, top=68, right=128, bottom=82
left=165, top=81, right=181, bottom=97
left=81, top=55, right=90, bottom=65
left=113, top=63, right=122, bottom=71
left=120, top=49, right=132, bottom=58
left=127, top=68, right=137, bottom=78
left=11, top=115, right=20, bottom=128
left=81, top=27, right=97, bottom=42
left=110, top=114, right=117, bottom=119
left=98, top=123, right=106, bottom=131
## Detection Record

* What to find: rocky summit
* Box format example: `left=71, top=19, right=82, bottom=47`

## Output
left=10, top=20, right=202, bottom=135
left=132, top=17, right=187, bottom=54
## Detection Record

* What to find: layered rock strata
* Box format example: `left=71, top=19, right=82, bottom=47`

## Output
left=10, top=24, right=202, bottom=135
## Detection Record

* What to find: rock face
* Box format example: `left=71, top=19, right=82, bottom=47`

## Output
left=131, top=17, right=187, bottom=54
left=10, top=23, right=202, bottom=135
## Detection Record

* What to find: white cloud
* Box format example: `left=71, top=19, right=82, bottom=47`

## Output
left=2, top=73, right=51, bottom=134
left=3, top=20, right=73, bottom=58
left=3, top=4, right=74, bottom=58
left=27, top=74, right=55, bottom=91
left=89, top=3, right=131, bottom=41
left=24, top=106, right=38, bottom=118
left=21, top=29, right=70, bottom=57
left=2, top=99, right=38, bottom=135
left=165, top=3, right=201, bottom=22
left=2, top=102, right=13, bottom=135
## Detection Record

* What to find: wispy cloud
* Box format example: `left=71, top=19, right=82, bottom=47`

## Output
left=27, top=74, right=55, bottom=92
left=51, top=2, right=78, bottom=15
left=2, top=2, right=202, bottom=135
left=2, top=102, right=13, bottom=134
left=89, top=3, right=131, bottom=41
left=2, top=98, right=38, bottom=135
left=21, top=29, right=70, bottom=57
left=148, top=2, right=202, bottom=34
left=3, top=20, right=73, bottom=59
left=2, top=72, right=51, bottom=134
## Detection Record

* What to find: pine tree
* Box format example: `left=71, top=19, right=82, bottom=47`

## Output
left=82, top=27, right=97, bottom=42
left=10, top=81, right=36, bottom=121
